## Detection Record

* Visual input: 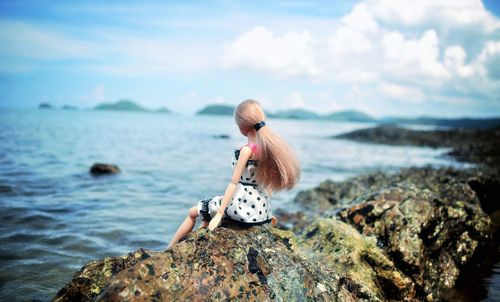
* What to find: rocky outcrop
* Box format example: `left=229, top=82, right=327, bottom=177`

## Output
left=55, top=167, right=496, bottom=301
left=55, top=222, right=393, bottom=302
left=89, top=163, right=121, bottom=175
left=293, top=167, right=500, bottom=215
left=54, top=248, right=155, bottom=301
left=336, top=182, right=492, bottom=300
left=333, top=124, right=500, bottom=170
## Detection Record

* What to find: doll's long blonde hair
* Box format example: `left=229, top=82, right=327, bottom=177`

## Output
left=234, top=99, right=300, bottom=193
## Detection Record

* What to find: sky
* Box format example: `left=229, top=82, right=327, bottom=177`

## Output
left=0, top=0, right=500, bottom=118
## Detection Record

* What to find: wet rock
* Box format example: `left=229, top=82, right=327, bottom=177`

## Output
left=294, top=166, right=498, bottom=214
left=89, top=163, right=121, bottom=175
left=286, top=166, right=497, bottom=300
left=273, top=208, right=310, bottom=232
left=293, top=171, right=395, bottom=211
left=298, top=218, right=416, bottom=301
left=55, top=222, right=373, bottom=301
left=336, top=182, right=493, bottom=300
left=53, top=248, right=155, bottom=302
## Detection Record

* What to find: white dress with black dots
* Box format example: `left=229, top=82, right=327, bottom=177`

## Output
left=197, top=145, right=272, bottom=225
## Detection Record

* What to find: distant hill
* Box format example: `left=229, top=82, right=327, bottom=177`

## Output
left=62, top=105, right=77, bottom=110
left=93, top=100, right=170, bottom=113
left=196, top=103, right=500, bottom=129
left=273, top=108, right=320, bottom=119
left=94, top=100, right=148, bottom=111
left=324, top=110, right=376, bottom=122
left=197, top=104, right=235, bottom=115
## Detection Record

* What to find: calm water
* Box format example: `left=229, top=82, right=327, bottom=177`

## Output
left=0, top=108, right=481, bottom=301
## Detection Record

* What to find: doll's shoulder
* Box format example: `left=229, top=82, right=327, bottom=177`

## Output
left=246, top=143, right=258, bottom=154
left=235, top=145, right=253, bottom=158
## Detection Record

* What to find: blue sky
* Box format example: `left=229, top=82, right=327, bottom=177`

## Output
left=0, top=0, right=499, bottom=118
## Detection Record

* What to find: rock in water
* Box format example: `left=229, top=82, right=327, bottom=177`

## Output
left=89, top=163, right=120, bottom=175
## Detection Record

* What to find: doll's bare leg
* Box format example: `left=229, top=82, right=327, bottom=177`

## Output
left=167, top=206, right=199, bottom=249
left=271, top=215, right=278, bottom=227
left=198, top=220, right=209, bottom=229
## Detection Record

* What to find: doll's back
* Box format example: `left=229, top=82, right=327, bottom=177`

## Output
left=225, top=143, right=272, bottom=224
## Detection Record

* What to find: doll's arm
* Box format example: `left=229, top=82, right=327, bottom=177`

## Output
left=208, top=146, right=252, bottom=230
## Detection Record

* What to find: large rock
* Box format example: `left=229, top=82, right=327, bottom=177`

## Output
left=293, top=170, right=395, bottom=211
left=287, top=167, right=497, bottom=301
left=89, top=163, right=121, bottom=175
left=55, top=167, right=496, bottom=301
left=298, top=219, right=416, bottom=301
left=55, top=222, right=382, bottom=302
left=337, top=182, right=492, bottom=300
left=293, top=167, right=500, bottom=214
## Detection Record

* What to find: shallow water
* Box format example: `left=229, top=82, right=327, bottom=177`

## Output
left=0, top=108, right=486, bottom=301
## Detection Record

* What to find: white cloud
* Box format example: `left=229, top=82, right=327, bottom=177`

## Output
left=378, top=82, right=424, bottom=103
left=382, top=29, right=448, bottom=79
left=369, top=0, right=500, bottom=31
left=341, top=3, right=378, bottom=32
left=444, top=46, right=475, bottom=77
left=476, top=41, right=500, bottom=79
left=328, top=27, right=372, bottom=57
left=222, top=0, right=500, bottom=113
left=221, top=26, right=319, bottom=78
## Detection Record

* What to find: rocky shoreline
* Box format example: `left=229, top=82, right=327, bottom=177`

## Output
left=54, top=125, right=500, bottom=301
left=333, top=124, right=500, bottom=172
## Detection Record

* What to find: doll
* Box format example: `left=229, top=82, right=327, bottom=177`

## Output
left=167, top=99, right=301, bottom=249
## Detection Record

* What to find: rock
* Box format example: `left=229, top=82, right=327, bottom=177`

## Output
left=290, top=166, right=496, bottom=301
left=332, top=125, right=500, bottom=172
left=54, top=222, right=375, bottom=301
left=298, top=219, right=416, bottom=301
left=39, top=102, right=53, bottom=109
left=55, top=167, right=497, bottom=301
left=90, top=163, right=121, bottom=175
left=53, top=248, right=155, bottom=302
left=336, top=182, right=493, bottom=300
left=293, top=170, right=395, bottom=211
left=212, top=134, right=230, bottom=139
left=294, top=166, right=500, bottom=214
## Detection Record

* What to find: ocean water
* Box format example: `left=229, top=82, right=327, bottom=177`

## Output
left=0, top=108, right=481, bottom=301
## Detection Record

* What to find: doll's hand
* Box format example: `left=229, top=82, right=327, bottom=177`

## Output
left=208, top=212, right=223, bottom=231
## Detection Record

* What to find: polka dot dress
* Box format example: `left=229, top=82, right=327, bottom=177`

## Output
left=197, top=144, right=272, bottom=225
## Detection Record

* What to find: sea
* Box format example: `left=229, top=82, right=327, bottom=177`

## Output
left=0, top=108, right=495, bottom=301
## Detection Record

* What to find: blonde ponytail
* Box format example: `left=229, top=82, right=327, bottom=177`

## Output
left=234, top=99, right=301, bottom=193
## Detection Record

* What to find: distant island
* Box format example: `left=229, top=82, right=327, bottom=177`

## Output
left=271, top=108, right=320, bottom=120
left=93, top=100, right=170, bottom=113
left=38, top=103, right=78, bottom=110
left=197, top=103, right=500, bottom=129
left=38, top=102, right=53, bottom=109
left=197, top=104, right=235, bottom=115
